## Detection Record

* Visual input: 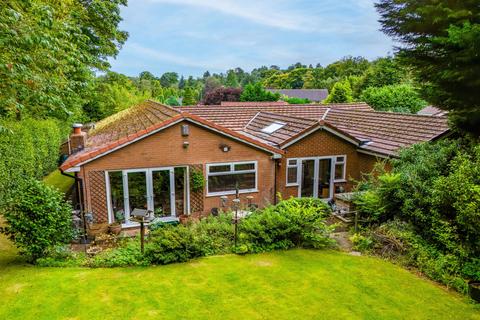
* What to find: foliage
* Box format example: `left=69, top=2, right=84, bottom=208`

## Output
left=190, top=169, right=205, bottom=192
left=282, top=96, right=310, bottom=104
left=0, top=118, right=66, bottom=209
left=164, top=96, right=181, bottom=106
left=376, top=0, right=480, bottom=135
left=145, top=224, right=203, bottom=264
left=240, top=83, right=280, bottom=102
left=1, top=178, right=74, bottom=262
left=43, top=170, right=75, bottom=194
left=323, top=80, right=353, bottom=103
left=360, top=57, right=407, bottom=90
left=354, top=140, right=480, bottom=292
left=159, top=72, right=179, bottom=87
left=360, top=84, right=427, bottom=113
left=182, top=87, right=197, bottom=105
left=239, top=198, right=334, bottom=253
left=202, top=87, right=242, bottom=105
left=0, top=0, right=128, bottom=120
left=86, top=238, right=148, bottom=267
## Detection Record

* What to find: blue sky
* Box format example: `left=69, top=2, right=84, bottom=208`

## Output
left=109, top=0, right=395, bottom=77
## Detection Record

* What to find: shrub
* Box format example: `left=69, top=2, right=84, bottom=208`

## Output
left=240, top=83, right=280, bottom=102
left=202, top=87, right=242, bottom=105
left=360, top=84, right=427, bottom=113
left=283, top=97, right=310, bottom=104
left=239, top=197, right=334, bottom=252
left=87, top=238, right=148, bottom=267
left=323, top=80, right=353, bottom=103
left=145, top=224, right=203, bottom=264
left=1, top=178, right=74, bottom=262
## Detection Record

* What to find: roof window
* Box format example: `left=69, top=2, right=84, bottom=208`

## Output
left=261, top=121, right=285, bottom=134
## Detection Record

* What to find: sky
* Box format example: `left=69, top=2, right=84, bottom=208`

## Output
left=109, top=0, right=396, bottom=77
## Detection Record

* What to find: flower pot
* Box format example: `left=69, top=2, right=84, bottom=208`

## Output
left=469, top=281, right=480, bottom=303
left=87, top=223, right=109, bottom=237
left=108, top=223, right=122, bottom=235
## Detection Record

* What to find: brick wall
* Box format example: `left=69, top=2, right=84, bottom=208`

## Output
left=276, top=128, right=382, bottom=199
left=81, top=121, right=276, bottom=222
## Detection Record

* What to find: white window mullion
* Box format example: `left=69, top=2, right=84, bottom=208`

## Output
left=122, top=171, right=130, bottom=224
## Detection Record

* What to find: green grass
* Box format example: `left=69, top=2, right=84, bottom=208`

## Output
left=0, top=234, right=478, bottom=320
left=43, top=169, right=74, bottom=194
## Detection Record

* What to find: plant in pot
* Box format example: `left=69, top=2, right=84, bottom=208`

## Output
left=108, top=210, right=124, bottom=235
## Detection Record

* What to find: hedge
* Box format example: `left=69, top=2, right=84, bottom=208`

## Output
left=0, top=118, right=68, bottom=211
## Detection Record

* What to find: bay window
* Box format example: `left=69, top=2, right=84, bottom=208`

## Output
left=207, top=161, right=257, bottom=195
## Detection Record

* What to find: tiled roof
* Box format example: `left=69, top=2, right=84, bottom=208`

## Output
left=60, top=100, right=450, bottom=171
left=243, top=112, right=318, bottom=145
left=266, top=89, right=329, bottom=102
left=417, top=105, right=449, bottom=116
left=220, top=101, right=289, bottom=107
left=179, top=103, right=449, bottom=157
left=60, top=101, right=284, bottom=171
left=325, top=109, right=450, bottom=156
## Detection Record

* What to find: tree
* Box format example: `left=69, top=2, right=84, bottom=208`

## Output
left=202, top=87, right=242, bottom=105
left=139, top=71, right=156, bottom=81
left=360, top=84, right=427, bottom=113
left=178, top=76, right=185, bottom=89
left=0, top=0, right=128, bottom=120
left=164, top=96, right=180, bottom=106
left=225, top=70, right=239, bottom=87
left=376, top=0, right=480, bottom=135
left=160, top=72, right=179, bottom=87
left=1, top=178, right=74, bottom=262
left=323, top=80, right=353, bottom=103
left=240, top=83, right=280, bottom=102
left=203, top=76, right=222, bottom=95
left=360, top=57, right=406, bottom=90
left=323, top=56, right=370, bottom=79
left=182, top=87, right=197, bottom=105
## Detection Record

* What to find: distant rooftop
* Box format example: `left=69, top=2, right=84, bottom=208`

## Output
left=417, top=106, right=448, bottom=116
left=266, top=89, right=329, bottom=102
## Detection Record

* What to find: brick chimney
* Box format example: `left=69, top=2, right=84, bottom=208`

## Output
left=70, top=123, right=87, bottom=154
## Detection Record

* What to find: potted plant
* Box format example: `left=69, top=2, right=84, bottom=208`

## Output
left=469, top=281, right=480, bottom=303
left=108, top=210, right=124, bottom=235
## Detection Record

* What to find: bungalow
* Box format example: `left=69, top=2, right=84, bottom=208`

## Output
left=60, top=100, right=449, bottom=228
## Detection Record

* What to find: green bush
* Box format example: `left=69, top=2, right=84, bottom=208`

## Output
left=1, top=178, right=74, bottom=262
left=283, top=97, right=310, bottom=104
left=239, top=197, right=334, bottom=253
left=0, top=118, right=67, bottom=210
left=87, top=239, right=148, bottom=267
left=353, top=140, right=480, bottom=293
left=145, top=224, right=203, bottom=264
left=360, top=84, right=427, bottom=113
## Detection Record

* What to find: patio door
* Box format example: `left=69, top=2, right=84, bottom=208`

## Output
left=299, top=158, right=334, bottom=199
left=119, top=168, right=176, bottom=224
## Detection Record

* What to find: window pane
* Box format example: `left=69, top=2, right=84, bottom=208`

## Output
left=318, top=159, right=332, bottom=198
left=234, top=163, right=255, bottom=171
left=209, top=164, right=231, bottom=173
left=288, top=159, right=297, bottom=166
left=335, top=163, right=345, bottom=180
left=336, top=156, right=345, bottom=162
left=127, top=171, right=148, bottom=213
left=109, top=172, right=125, bottom=223
left=208, top=173, right=255, bottom=193
left=287, top=167, right=297, bottom=184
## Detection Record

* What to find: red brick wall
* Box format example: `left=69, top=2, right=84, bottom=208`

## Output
left=276, top=129, right=383, bottom=200
left=80, top=121, right=275, bottom=221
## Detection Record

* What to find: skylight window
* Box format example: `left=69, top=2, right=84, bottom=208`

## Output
left=261, top=121, right=285, bottom=134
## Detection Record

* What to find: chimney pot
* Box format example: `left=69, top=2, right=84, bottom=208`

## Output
left=72, top=123, right=83, bottom=135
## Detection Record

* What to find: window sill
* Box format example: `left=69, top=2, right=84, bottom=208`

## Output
left=286, top=183, right=299, bottom=187
left=334, top=179, right=347, bottom=183
left=206, top=189, right=259, bottom=197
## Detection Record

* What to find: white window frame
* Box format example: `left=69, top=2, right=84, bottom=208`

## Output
left=105, top=166, right=190, bottom=228
left=333, top=155, right=347, bottom=182
left=206, top=160, right=258, bottom=196
left=286, top=159, right=300, bottom=186
left=285, top=155, right=347, bottom=200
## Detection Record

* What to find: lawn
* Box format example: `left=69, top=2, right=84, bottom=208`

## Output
left=0, top=234, right=478, bottom=320
left=43, top=169, right=74, bottom=194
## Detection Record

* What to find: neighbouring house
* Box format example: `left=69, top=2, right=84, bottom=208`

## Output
left=59, top=100, right=449, bottom=229
left=266, top=89, right=329, bottom=102
left=417, top=105, right=449, bottom=116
